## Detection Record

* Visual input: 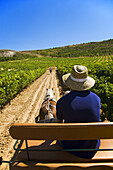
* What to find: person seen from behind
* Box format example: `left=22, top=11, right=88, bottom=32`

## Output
left=50, top=67, right=52, bottom=73
left=56, top=65, right=101, bottom=159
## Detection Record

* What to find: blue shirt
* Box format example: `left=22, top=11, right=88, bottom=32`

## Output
left=56, top=90, right=101, bottom=159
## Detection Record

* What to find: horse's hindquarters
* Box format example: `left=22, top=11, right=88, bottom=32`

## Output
left=35, top=89, right=57, bottom=122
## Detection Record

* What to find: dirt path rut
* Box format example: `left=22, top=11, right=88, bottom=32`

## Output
left=0, top=68, right=60, bottom=170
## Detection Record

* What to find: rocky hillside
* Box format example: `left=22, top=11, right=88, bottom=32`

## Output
left=0, top=50, right=16, bottom=57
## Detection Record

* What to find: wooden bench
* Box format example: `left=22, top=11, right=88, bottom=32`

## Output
left=9, top=122, right=113, bottom=169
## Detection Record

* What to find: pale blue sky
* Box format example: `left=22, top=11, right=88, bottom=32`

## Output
left=0, top=0, right=113, bottom=51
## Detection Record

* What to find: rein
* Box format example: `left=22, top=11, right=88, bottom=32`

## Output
left=37, top=89, right=57, bottom=121
left=41, top=98, right=56, bottom=111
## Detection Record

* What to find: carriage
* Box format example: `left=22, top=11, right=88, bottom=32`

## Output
left=1, top=89, right=113, bottom=169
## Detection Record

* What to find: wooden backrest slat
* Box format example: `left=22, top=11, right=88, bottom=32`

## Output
left=9, top=122, right=113, bottom=140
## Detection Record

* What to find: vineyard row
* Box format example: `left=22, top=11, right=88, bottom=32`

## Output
left=0, top=56, right=113, bottom=121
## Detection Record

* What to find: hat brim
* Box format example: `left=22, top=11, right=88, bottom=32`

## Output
left=62, top=73, right=95, bottom=91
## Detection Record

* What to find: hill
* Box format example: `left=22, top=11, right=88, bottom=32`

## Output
left=0, top=49, right=16, bottom=57
left=22, top=39, right=113, bottom=58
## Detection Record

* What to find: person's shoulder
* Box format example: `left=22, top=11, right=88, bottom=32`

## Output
left=57, top=91, right=71, bottom=103
left=90, top=91, right=98, bottom=96
left=57, top=94, right=67, bottom=102
left=89, top=91, right=100, bottom=100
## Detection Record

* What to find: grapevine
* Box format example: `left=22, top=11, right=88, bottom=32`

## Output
left=0, top=56, right=113, bottom=121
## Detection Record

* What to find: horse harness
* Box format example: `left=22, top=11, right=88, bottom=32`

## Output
left=41, top=98, right=56, bottom=113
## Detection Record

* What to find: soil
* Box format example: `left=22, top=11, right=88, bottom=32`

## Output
left=0, top=68, right=107, bottom=169
left=0, top=68, right=64, bottom=170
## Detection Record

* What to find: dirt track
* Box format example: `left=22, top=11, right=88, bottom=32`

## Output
left=0, top=68, right=61, bottom=170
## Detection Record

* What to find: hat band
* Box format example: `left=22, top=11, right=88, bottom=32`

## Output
left=70, top=75, right=87, bottom=82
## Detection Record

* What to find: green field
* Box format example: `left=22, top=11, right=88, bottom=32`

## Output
left=0, top=55, right=113, bottom=121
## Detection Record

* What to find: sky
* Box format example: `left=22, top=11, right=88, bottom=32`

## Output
left=0, top=0, right=113, bottom=51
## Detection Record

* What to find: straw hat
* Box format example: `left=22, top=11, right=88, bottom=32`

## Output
left=62, top=65, right=95, bottom=91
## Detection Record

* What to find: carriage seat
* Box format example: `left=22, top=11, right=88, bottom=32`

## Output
left=10, top=122, right=113, bottom=169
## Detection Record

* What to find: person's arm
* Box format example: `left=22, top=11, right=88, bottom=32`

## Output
left=56, top=100, right=63, bottom=123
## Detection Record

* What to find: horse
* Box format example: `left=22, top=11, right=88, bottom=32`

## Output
left=35, top=88, right=57, bottom=123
